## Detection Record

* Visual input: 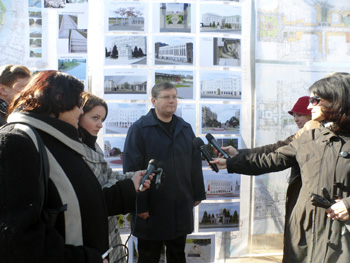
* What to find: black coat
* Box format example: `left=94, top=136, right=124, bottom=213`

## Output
left=0, top=112, right=137, bottom=263
left=123, top=109, right=206, bottom=240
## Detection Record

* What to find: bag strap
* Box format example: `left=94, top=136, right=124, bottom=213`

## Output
left=1, top=122, right=49, bottom=210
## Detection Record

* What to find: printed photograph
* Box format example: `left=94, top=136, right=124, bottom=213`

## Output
left=30, top=48, right=42, bottom=58
left=29, top=0, right=42, bottom=8
left=201, top=104, right=241, bottom=134
left=159, top=3, right=191, bottom=33
left=203, top=169, right=241, bottom=199
left=58, top=58, right=87, bottom=80
left=44, top=0, right=64, bottom=8
left=185, top=234, right=215, bottom=263
left=200, top=37, right=241, bottom=67
left=200, top=4, right=241, bottom=34
left=175, top=103, right=196, bottom=132
left=115, top=214, right=132, bottom=234
left=107, top=2, right=146, bottom=32
left=29, top=18, right=42, bottom=29
left=104, top=103, right=148, bottom=134
left=154, top=36, right=194, bottom=65
left=104, top=75, right=147, bottom=94
left=105, top=36, right=147, bottom=65
left=103, top=137, right=126, bottom=169
left=200, top=70, right=241, bottom=100
left=30, top=29, right=42, bottom=38
left=58, top=13, right=88, bottom=54
left=198, top=202, right=240, bottom=232
left=155, top=69, right=194, bottom=100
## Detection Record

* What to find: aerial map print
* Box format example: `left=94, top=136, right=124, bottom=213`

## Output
left=0, top=0, right=46, bottom=67
left=256, top=0, right=350, bottom=62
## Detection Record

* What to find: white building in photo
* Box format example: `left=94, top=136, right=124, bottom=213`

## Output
left=201, top=77, right=241, bottom=97
left=207, top=180, right=234, bottom=195
left=202, top=12, right=241, bottom=29
left=106, top=107, right=144, bottom=128
left=158, top=44, right=188, bottom=62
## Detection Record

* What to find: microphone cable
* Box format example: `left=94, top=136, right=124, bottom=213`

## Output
left=118, top=190, right=142, bottom=262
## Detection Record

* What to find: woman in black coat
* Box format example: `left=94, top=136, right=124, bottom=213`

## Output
left=0, top=71, right=150, bottom=263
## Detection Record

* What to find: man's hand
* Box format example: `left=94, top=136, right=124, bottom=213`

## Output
left=131, top=170, right=154, bottom=192
left=138, top=212, right=149, bottom=219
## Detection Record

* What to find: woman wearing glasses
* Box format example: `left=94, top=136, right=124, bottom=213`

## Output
left=212, top=72, right=350, bottom=263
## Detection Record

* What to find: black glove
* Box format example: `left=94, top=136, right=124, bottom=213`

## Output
left=310, top=188, right=335, bottom=209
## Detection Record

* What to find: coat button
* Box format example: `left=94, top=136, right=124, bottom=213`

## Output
left=339, top=151, right=349, bottom=157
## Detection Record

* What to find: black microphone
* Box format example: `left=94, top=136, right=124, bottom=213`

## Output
left=139, top=159, right=157, bottom=191
left=193, top=137, right=219, bottom=173
left=154, top=161, right=164, bottom=190
left=206, top=133, right=230, bottom=159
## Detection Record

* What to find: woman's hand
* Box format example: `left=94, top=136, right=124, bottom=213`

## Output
left=131, top=170, right=154, bottom=192
left=221, top=146, right=239, bottom=158
left=326, top=199, right=350, bottom=221
left=210, top=158, right=227, bottom=170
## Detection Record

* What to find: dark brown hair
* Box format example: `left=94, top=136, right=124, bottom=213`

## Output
left=82, top=92, right=108, bottom=120
left=0, top=64, right=31, bottom=88
left=309, top=72, right=350, bottom=132
left=9, top=70, right=84, bottom=118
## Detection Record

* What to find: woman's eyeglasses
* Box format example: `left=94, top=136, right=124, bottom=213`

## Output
left=309, top=96, right=321, bottom=106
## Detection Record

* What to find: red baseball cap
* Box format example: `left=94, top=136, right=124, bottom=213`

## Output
left=288, top=96, right=312, bottom=116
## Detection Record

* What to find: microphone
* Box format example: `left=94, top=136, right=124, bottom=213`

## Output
left=206, top=133, right=230, bottom=159
left=139, top=159, right=157, bottom=191
left=154, top=161, right=164, bottom=190
left=193, top=137, right=219, bottom=173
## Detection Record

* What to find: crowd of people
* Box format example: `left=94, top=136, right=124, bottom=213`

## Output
left=0, top=64, right=350, bottom=263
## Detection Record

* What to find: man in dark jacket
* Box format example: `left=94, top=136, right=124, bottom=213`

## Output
left=123, top=82, right=206, bottom=263
left=0, top=64, right=31, bottom=125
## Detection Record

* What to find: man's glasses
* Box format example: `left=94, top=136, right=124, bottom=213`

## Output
left=157, top=95, right=178, bottom=101
left=309, top=96, right=321, bottom=106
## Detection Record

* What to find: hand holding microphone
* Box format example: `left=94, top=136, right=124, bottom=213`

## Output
left=206, top=133, right=230, bottom=159
left=136, top=159, right=157, bottom=191
left=193, top=137, right=219, bottom=172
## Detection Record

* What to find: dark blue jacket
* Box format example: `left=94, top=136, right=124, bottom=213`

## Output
left=123, top=109, right=206, bottom=240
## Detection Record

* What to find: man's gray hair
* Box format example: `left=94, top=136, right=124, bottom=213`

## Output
left=151, top=82, right=177, bottom=98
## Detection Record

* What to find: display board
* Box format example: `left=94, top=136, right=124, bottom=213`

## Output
left=6, top=0, right=350, bottom=262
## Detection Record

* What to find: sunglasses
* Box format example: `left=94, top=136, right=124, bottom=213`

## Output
left=309, top=96, right=321, bottom=106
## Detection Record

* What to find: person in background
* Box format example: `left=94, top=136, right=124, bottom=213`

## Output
left=0, top=71, right=151, bottom=263
left=288, top=96, right=312, bottom=128
left=0, top=64, right=31, bottom=125
left=123, top=82, right=206, bottom=263
left=79, top=92, right=135, bottom=263
left=212, top=72, right=350, bottom=263
left=213, top=96, right=318, bottom=257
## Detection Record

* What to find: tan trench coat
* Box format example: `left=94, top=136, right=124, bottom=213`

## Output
left=227, top=127, right=350, bottom=263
